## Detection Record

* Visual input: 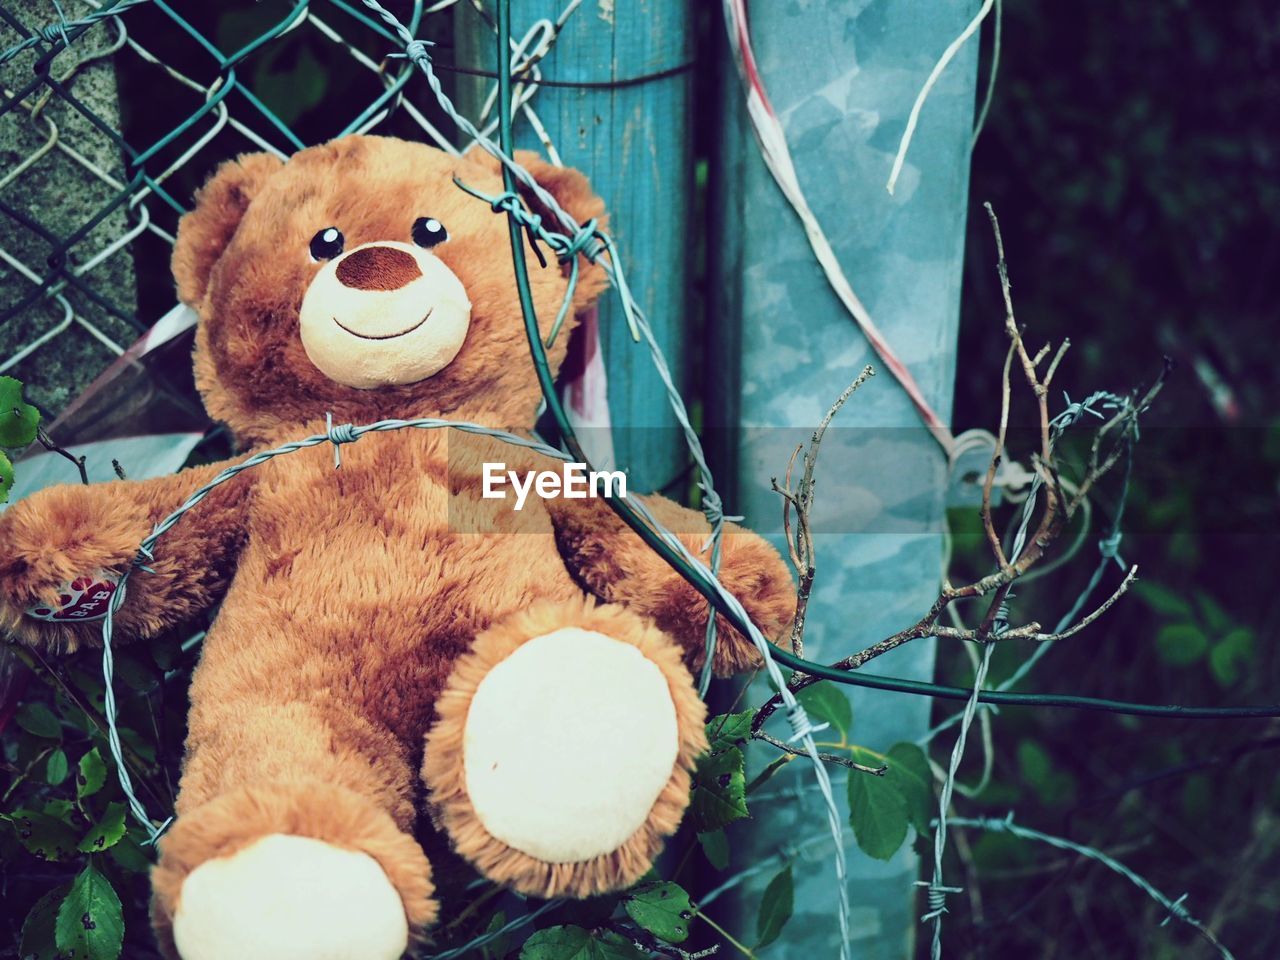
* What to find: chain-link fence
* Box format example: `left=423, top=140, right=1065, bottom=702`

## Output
left=0, top=0, right=502, bottom=414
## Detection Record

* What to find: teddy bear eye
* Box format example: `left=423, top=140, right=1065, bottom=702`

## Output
left=412, top=217, right=448, bottom=249
left=309, top=227, right=344, bottom=261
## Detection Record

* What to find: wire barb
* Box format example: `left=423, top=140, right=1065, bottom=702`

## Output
left=325, top=412, right=359, bottom=468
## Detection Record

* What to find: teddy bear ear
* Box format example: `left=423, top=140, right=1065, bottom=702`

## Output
left=172, top=152, right=284, bottom=305
left=462, top=147, right=610, bottom=315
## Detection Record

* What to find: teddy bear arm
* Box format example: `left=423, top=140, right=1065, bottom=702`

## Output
left=0, top=458, right=253, bottom=652
left=547, top=492, right=797, bottom=676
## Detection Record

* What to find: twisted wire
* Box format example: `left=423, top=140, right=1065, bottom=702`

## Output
left=0, top=0, right=153, bottom=66
left=948, top=814, right=1236, bottom=960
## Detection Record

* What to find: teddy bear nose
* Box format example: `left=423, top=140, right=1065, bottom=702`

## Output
left=335, top=245, right=423, bottom=292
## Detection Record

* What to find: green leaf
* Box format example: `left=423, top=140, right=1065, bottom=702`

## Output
left=78, top=748, right=108, bottom=799
left=1016, top=739, right=1052, bottom=788
left=1132, top=581, right=1193, bottom=619
left=108, top=832, right=154, bottom=874
left=796, top=682, right=852, bottom=741
left=699, top=829, right=729, bottom=870
left=1194, top=591, right=1235, bottom=635
left=55, top=863, right=125, bottom=960
left=113, top=652, right=160, bottom=694
left=1155, top=623, right=1208, bottom=665
left=45, top=748, right=70, bottom=786
left=847, top=748, right=909, bottom=861
left=705, top=710, right=754, bottom=755
left=479, top=911, right=509, bottom=960
left=884, top=742, right=934, bottom=835
left=3, top=808, right=78, bottom=861
left=690, top=746, right=749, bottom=831
left=0, top=450, right=13, bottom=503
left=0, top=376, right=40, bottom=447
left=118, top=727, right=156, bottom=765
left=755, top=865, right=794, bottom=948
left=623, top=882, right=692, bottom=944
left=593, top=933, right=648, bottom=960
left=1209, top=627, right=1255, bottom=688
left=16, top=702, right=62, bottom=740
left=20, top=883, right=71, bottom=960
left=1017, top=740, right=1077, bottom=806
left=519, top=925, right=644, bottom=960
left=78, top=802, right=127, bottom=853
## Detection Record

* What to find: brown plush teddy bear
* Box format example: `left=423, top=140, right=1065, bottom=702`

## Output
left=0, top=135, right=795, bottom=960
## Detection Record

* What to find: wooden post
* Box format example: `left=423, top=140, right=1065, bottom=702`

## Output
left=454, top=1, right=695, bottom=493
left=710, top=1, right=979, bottom=954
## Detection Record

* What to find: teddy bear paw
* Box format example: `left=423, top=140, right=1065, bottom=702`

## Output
left=425, top=601, right=709, bottom=898
left=461, top=626, right=681, bottom=864
left=171, top=833, right=408, bottom=960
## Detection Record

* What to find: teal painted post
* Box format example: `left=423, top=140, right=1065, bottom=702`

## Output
left=454, top=1, right=694, bottom=492
left=710, top=2, right=979, bottom=956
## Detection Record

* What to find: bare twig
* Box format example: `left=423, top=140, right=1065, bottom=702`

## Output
left=771, top=365, right=875, bottom=662
left=35, top=425, right=87, bottom=485
left=751, top=206, right=1164, bottom=751
left=751, top=730, right=887, bottom=774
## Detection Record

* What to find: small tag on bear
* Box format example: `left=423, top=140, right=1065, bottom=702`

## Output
left=27, top=575, right=120, bottom=622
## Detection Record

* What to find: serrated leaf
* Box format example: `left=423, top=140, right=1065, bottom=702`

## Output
left=0, top=451, right=13, bottom=503
left=20, top=883, right=71, bottom=960
left=690, top=746, right=749, bottom=831
left=78, top=748, right=108, bottom=799
left=16, top=702, right=62, bottom=739
left=705, top=710, right=754, bottom=755
left=1132, top=581, right=1193, bottom=619
left=755, top=865, right=793, bottom=948
left=1155, top=623, right=1207, bottom=665
left=3, top=808, right=77, bottom=861
left=78, top=802, right=127, bottom=853
left=847, top=748, right=909, bottom=861
left=109, top=832, right=154, bottom=874
left=45, top=748, right=70, bottom=786
left=624, top=881, right=692, bottom=944
left=699, top=829, right=729, bottom=870
left=0, top=376, right=40, bottom=447
left=796, top=682, right=852, bottom=741
left=885, top=742, right=934, bottom=835
left=55, top=863, right=124, bottom=960
left=519, top=925, right=644, bottom=960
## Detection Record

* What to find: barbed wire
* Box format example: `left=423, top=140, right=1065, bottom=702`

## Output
left=947, top=813, right=1237, bottom=960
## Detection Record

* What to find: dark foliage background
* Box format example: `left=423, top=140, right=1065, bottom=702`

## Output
left=938, top=1, right=1280, bottom=956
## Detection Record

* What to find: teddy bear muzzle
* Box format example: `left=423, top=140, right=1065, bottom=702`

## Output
left=298, top=240, right=472, bottom=389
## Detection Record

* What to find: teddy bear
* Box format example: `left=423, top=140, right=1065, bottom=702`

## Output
left=0, top=135, right=796, bottom=960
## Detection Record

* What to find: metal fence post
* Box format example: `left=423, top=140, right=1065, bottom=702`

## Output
left=710, top=2, right=980, bottom=955
left=453, top=1, right=695, bottom=493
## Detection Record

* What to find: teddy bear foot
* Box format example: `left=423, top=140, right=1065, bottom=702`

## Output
left=424, top=599, right=709, bottom=899
left=170, top=833, right=408, bottom=960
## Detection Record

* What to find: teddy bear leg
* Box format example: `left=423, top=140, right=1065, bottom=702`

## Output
left=149, top=699, right=437, bottom=960
left=423, top=599, right=709, bottom=899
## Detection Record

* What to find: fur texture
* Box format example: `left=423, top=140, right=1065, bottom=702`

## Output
left=423, top=598, right=707, bottom=899
left=0, top=135, right=796, bottom=956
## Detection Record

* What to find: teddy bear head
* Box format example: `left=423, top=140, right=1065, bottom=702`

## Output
left=173, top=135, right=609, bottom=444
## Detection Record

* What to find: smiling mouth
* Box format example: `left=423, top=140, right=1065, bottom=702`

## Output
left=334, top=308, right=432, bottom=341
